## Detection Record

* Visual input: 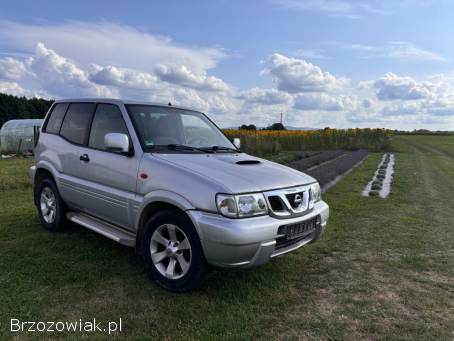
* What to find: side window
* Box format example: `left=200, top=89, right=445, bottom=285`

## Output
left=60, top=103, right=95, bottom=145
left=45, top=103, right=68, bottom=134
left=89, top=104, right=129, bottom=150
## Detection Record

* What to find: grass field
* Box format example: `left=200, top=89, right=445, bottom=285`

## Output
left=1, top=135, right=454, bottom=339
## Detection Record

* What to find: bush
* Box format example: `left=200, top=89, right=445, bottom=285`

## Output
left=372, top=180, right=382, bottom=186
left=371, top=183, right=382, bottom=190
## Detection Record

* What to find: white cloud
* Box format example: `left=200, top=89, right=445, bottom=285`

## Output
left=271, top=0, right=434, bottom=19
left=237, top=88, right=293, bottom=105
left=380, top=102, right=422, bottom=116
left=373, top=72, right=435, bottom=101
left=155, top=64, right=229, bottom=92
left=293, top=93, right=356, bottom=111
left=347, top=73, right=454, bottom=128
left=362, top=99, right=373, bottom=108
left=271, top=0, right=396, bottom=18
left=264, top=53, right=346, bottom=93
left=0, top=21, right=225, bottom=73
left=0, top=41, right=241, bottom=120
left=386, top=42, right=445, bottom=62
left=0, top=57, right=28, bottom=81
left=89, top=65, right=159, bottom=90
left=0, top=81, right=26, bottom=96
left=272, top=0, right=361, bottom=18
left=340, top=41, right=445, bottom=62
left=29, top=43, right=114, bottom=97
left=0, top=80, right=49, bottom=98
left=0, top=19, right=452, bottom=130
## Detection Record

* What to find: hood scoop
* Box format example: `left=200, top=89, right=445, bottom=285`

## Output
left=236, top=160, right=261, bottom=165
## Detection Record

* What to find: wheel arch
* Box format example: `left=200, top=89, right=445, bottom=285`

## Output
left=135, top=192, right=201, bottom=256
left=33, top=164, right=58, bottom=206
left=34, top=161, right=59, bottom=184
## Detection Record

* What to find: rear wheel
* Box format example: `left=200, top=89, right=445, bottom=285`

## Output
left=35, top=178, right=68, bottom=231
left=142, top=209, right=207, bottom=292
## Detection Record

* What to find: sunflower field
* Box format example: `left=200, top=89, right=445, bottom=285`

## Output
left=223, top=128, right=391, bottom=156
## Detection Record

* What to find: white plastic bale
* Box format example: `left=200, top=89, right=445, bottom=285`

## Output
left=0, top=119, right=44, bottom=154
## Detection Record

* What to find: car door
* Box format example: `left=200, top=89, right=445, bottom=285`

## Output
left=75, top=103, right=140, bottom=229
left=57, top=102, right=96, bottom=208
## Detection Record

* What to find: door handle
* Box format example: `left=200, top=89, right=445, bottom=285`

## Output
left=80, top=154, right=90, bottom=162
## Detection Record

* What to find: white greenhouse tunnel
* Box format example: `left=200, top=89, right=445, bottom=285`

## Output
left=0, top=119, right=43, bottom=154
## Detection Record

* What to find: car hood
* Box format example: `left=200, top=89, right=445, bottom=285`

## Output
left=151, top=152, right=316, bottom=193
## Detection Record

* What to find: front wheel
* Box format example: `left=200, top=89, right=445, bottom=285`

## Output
left=142, top=209, right=207, bottom=292
left=35, top=177, right=68, bottom=231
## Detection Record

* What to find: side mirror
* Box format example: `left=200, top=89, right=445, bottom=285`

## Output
left=233, top=137, right=241, bottom=150
left=104, top=133, right=130, bottom=154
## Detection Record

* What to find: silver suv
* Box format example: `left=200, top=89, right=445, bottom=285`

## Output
left=30, top=99, right=329, bottom=291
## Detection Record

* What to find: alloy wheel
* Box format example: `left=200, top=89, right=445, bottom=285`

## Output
left=150, top=224, right=192, bottom=280
left=40, top=186, right=57, bottom=224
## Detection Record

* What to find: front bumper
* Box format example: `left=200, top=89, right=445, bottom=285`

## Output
left=187, top=200, right=329, bottom=268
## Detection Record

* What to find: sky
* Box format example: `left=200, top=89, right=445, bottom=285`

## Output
left=0, top=0, right=453, bottom=130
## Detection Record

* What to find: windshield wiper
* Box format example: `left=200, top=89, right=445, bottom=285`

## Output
left=200, top=146, right=241, bottom=153
left=165, top=144, right=215, bottom=153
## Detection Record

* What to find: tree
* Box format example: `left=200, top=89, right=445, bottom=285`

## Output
left=239, top=124, right=257, bottom=130
left=265, top=122, right=286, bottom=131
left=0, top=93, right=54, bottom=128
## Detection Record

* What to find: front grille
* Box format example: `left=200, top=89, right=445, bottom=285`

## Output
left=268, top=196, right=284, bottom=211
left=275, top=233, right=313, bottom=250
left=285, top=191, right=305, bottom=209
left=264, top=185, right=313, bottom=218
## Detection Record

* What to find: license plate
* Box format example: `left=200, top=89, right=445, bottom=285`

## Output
left=284, top=219, right=316, bottom=240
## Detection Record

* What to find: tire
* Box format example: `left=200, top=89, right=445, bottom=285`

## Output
left=142, top=209, right=207, bottom=292
left=35, top=177, right=68, bottom=232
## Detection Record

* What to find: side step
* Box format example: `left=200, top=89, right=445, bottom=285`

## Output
left=67, top=212, right=136, bottom=247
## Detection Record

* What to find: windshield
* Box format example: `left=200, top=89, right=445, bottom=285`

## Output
left=127, top=105, right=235, bottom=152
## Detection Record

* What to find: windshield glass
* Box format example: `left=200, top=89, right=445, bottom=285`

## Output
left=127, top=105, right=235, bottom=152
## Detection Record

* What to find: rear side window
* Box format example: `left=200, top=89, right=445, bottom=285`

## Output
left=60, top=103, right=95, bottom=145
left=89, top=104, right=129, bottom=150
left=45, top=103, right=68, bottom=134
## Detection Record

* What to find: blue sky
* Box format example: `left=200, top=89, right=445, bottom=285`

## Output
left=1, top=0, right=453, bottom=129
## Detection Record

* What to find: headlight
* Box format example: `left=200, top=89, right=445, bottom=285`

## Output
left=310, top=182, right=322, bottom=203
left=216, top=194, right=237, bottom=218
left=216, top=193, right=268, bottom=218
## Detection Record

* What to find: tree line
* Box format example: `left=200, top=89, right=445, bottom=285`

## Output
left=0, top=93, right=53, bottom=128
left=239, top=122, right=286, bottom=131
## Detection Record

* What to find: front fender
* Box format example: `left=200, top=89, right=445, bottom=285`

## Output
left=134, top=189, right=196, bottom=230
left=134, top=190, right=202, bottom=256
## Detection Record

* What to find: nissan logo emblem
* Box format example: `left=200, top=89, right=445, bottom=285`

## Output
left=294, top=194, right=302, bottom=206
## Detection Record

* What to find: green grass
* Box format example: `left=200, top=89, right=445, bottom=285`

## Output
left=0, top=157, right=33, bottom=191
left=1, top=135, right=454, bottom=339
